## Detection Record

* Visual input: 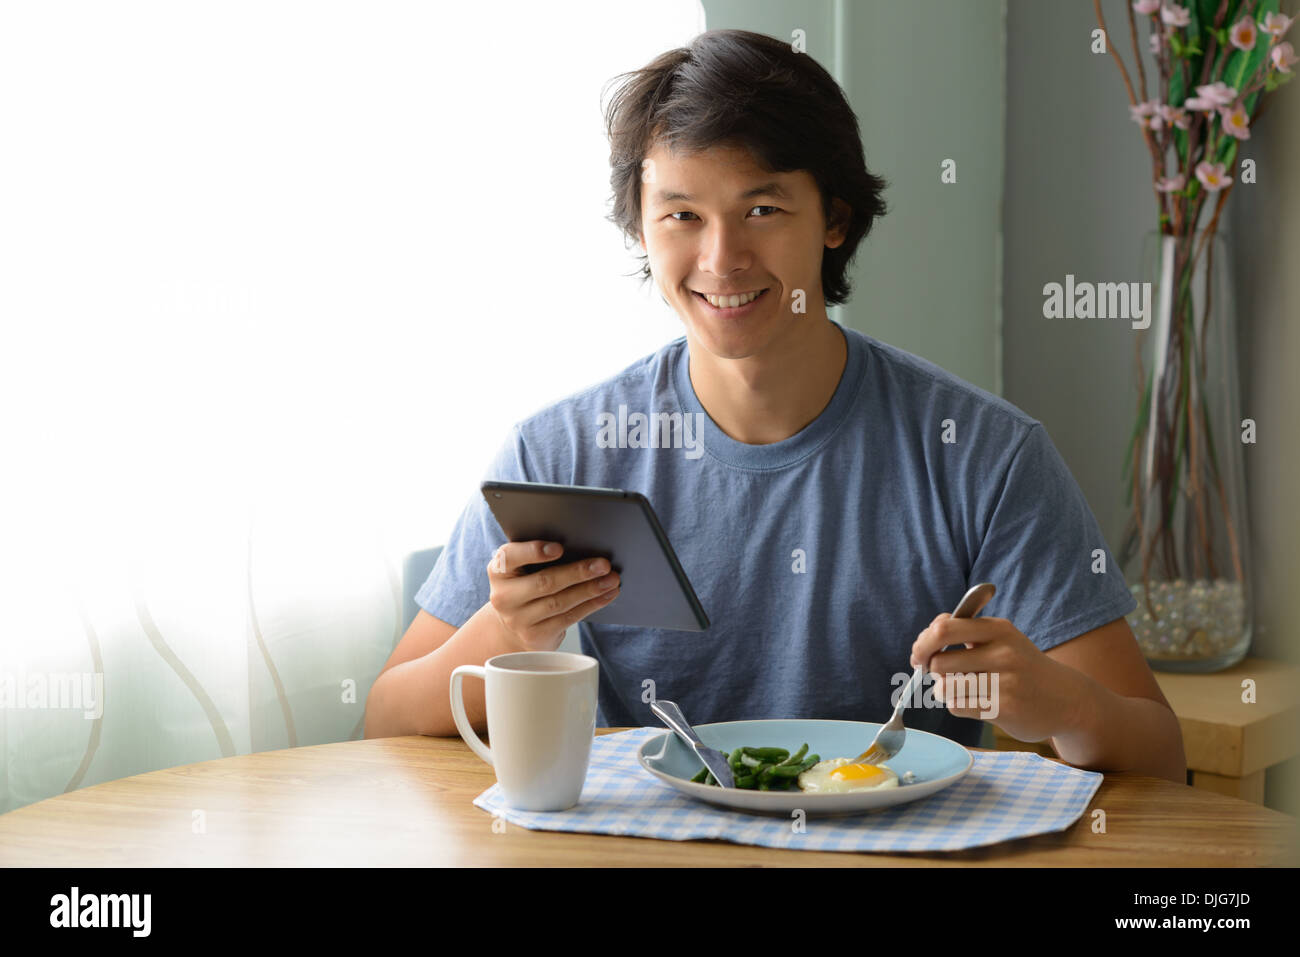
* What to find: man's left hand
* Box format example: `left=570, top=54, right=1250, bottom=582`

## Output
left=909, top=613, right=1089, bottom=744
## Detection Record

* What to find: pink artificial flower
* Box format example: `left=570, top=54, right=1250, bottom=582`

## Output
left=1229, top=16, right=1257, bottom=51
left=1134, top=0, right=1161, bottom=14
left=1156, top=174, right=1187, bottom=192
left=1195, top=161, right=1230, bottom=191
left=1219, top=102, right=1251, bottom=139
left=1157, top=104, right=1191, bottom=129
left=1262, top=13, right=1293, bottom=38
left=1194, top=82, right=1238, bottom=106
left=1131, top=102, right=1164, bottom=130
left=1272, top=41, right=1297, bottom=73
left=1129, top=100, right=1158, bottom=125
left=1161, top=3, right=1191, bottom=28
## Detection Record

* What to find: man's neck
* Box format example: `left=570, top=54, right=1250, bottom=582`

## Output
left=686, top=318, right=848, bottom=445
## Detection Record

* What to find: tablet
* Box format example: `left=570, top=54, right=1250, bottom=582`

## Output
left=481, top=480, right=709, bottom=632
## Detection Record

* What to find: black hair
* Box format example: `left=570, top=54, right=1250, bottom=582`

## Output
left=602, top=28, right=888, bottom=307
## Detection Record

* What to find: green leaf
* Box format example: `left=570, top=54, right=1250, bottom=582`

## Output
left=1214, top=134, right=1239, bottom=170
left=1196, top=0, right=1236, bottom=34
left=1182, top=1, right=1206, bottom=87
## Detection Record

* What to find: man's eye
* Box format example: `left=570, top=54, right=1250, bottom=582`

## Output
left=667, top=206, right=779, bottom=222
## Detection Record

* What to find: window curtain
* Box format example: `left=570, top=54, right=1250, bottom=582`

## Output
left=0, top=0, right=705, bottom=814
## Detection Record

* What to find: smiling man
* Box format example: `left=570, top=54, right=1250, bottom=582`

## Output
left=367, top=30, right=1185, bottom=785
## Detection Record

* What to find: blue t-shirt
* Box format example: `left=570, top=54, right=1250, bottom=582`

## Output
left=416, top=324, right=1137, bottom=746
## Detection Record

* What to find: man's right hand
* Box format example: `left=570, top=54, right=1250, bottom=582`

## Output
left=486, top=541, right=621, bottom=652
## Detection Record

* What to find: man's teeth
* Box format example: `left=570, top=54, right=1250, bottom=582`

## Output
left=702, top=289, right=764, bottom=308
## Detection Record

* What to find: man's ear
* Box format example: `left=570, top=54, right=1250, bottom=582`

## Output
left=825, top=198, right=851, bottom=249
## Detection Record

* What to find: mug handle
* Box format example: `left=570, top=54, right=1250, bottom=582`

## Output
left=449, top=664, right=493, bottom=766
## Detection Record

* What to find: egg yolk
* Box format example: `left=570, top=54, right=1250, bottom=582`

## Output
left=829, top=763, right=888, bottom=783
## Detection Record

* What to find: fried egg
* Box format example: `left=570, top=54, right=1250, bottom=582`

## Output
left=797, top=757, right=900, bottom=793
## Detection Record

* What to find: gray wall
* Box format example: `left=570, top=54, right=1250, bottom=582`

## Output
left=1003, top=0, right=1154, bottom=560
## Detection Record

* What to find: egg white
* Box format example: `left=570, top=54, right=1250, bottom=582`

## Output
left=796, top=757, right=900, bottom=793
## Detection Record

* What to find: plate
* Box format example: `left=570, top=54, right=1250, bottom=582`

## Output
left=637, top=719, right=972, bottom=816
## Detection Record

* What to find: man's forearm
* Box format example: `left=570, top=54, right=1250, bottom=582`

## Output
left=1050, top=675, right=1187, bottom=785
left=364, top=604, right=514, bottom=739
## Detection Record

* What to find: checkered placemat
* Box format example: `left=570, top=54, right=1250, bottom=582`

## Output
left=472, top=727, right=1103, bottom=853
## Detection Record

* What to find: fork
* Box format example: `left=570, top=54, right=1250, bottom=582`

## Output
left=851, top=582, right=997, bottom=766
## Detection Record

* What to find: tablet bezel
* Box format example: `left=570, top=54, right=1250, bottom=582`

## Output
left=480, top=480, right=709, bottom=632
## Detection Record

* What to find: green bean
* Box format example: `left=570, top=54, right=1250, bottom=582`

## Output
left=688, top=745, right=823, bottom=788
left=776, top=743, right=808, bottom=767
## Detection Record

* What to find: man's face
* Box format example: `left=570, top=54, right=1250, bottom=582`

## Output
left=638, top=141, right=847, bottom=361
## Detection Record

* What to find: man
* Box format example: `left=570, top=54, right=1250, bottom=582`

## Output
left=365, top=29, right=1185, bottom=784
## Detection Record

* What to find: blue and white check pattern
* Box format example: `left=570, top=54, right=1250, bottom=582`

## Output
left=472, top=727, right=1104, bottom=853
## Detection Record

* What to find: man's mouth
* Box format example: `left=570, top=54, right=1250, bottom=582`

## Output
left=691, top=288, right=770, bottom=310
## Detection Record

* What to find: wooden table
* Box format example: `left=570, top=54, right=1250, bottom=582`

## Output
left=0, top=729, right=1295, bottom=866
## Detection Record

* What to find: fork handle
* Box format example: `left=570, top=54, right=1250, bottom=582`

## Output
left=923, top=582, right=997, bottom=673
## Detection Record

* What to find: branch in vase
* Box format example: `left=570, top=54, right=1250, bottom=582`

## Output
left=1127, top=0, right=1148, bottom=101
left=1099, top=0, right=1167, bottom=215
left=1201, top=0, right=1231, bottom=89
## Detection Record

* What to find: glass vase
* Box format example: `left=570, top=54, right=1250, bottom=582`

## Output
left=1119, top=229, right=1253, bottom=672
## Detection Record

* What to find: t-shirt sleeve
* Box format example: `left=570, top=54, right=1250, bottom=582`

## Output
left=967, top=422, right=1138, bottom=651
left=413, top=424, right=533, bottom=628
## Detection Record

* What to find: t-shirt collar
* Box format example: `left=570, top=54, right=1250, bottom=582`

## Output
left=669, top=321, right=866, bottom=471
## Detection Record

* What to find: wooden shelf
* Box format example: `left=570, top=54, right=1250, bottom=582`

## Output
left=994, top=656, right=1300, bottom=805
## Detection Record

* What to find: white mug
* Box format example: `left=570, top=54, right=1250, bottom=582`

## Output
left=450, top=651, right=599, bottom=811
